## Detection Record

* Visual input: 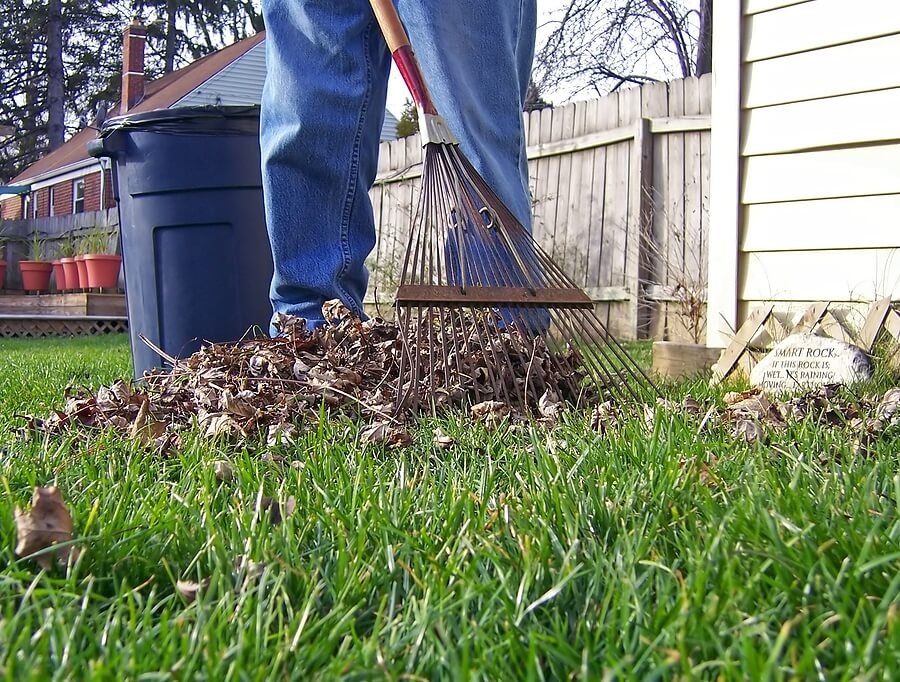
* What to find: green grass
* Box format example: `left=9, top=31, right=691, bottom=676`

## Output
left=1, top=335, right=899, bottom=679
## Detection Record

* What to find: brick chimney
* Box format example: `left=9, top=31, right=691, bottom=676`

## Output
left=121, top=19, right=147, bottom=113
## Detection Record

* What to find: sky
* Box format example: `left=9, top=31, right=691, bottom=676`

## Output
left=384, top=0, right=701, bottom=118
left=385, top=0, right=567, bottom=117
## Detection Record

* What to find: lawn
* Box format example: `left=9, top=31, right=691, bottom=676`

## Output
left=1, top=334, right=898, bottom=679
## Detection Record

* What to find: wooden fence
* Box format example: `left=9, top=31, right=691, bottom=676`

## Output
left=368, top=74, right=711, bottom=341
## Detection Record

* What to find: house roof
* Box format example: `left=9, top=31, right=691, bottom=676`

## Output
left=8, top=31, right=267, bottom=186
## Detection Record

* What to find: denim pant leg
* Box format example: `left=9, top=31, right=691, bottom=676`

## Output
left=261, top=0, right=537, bottom=331
left=261, top=0, right=391, bottom=330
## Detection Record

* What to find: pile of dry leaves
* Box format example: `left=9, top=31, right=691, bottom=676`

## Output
left=19, top=303, right=592, bottom=446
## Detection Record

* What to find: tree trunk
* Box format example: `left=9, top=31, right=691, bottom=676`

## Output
left=164, top=0, right=178, bottom=73
left=695, top=0, right=713, bottom=76
left=46, top=0, right=65, bottom=150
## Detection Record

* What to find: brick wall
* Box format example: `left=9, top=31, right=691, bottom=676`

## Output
left=35, top=188, right=49, bottom=217
left=1, top=197, right=23, bottom=220
left=52, top=181, right=73, bottom=216
left=82, top=170, right=114, bottom=211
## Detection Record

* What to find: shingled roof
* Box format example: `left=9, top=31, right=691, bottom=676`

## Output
left=8, top=31, right=267, bottom=186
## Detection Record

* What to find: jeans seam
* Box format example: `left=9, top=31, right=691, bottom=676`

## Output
left=335, top=22, right=374, bottom=317
left=514, top=0, right=531, bottom=219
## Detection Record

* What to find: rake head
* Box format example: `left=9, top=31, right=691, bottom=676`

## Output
left=392, top=140, right=658, bottom=415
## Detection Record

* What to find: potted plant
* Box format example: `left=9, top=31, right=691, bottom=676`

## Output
left=73, top=233, right=91, bottom=291
left=82, top=226, right=122, bottom=290
left=19, top=233, right=53, bottom=292
left=59, top=236, right=78, bottom=293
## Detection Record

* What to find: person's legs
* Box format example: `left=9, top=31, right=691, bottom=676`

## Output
left=261, top=0, right=391, bottom=330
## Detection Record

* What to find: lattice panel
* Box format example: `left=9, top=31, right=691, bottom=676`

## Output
left=0, top=318, right=128, bottom=338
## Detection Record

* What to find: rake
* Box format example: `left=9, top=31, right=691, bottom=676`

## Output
left=370, top=0, right=657, bottom=414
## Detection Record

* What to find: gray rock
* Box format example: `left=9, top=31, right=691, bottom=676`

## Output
left=750, top=333, right=872, bottom=395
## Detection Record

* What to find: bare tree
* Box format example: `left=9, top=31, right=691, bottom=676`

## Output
left=535, top=0, right=711, bottom=99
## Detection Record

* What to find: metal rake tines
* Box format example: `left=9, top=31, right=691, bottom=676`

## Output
left=392, top=303, right=657, bottom=414
left=391, top=140, right=657, bottom=415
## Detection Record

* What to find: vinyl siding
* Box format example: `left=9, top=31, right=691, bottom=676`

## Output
left=710, top=0, right=900, bottom=341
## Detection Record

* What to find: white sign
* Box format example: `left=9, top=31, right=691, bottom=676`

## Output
left=750, top=333, right=872, bottom=394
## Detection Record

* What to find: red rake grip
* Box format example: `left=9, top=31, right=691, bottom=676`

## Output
left=369, top=0, right=438, bottom=115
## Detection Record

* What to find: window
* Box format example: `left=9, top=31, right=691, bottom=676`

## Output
left=73, top=178, right=85, bottom=213
left=30, top=193, right=37, bottom=218
left=48, top=186, right=56, bottom=216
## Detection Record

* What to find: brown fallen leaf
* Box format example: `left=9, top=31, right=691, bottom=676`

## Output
left=220, top=389, right=258, bottom=418
left=176, top=578, right=209, bottom=602
left=129, top=397, right=167, bottom=445
left=471, top=400, right=511, bottom=429
left=538, top=389, right=564, bottom=422
left=433, top=427, right=455, bottom=449
left=258, top=495, right=297, bottom=525
left=214, top=460, right=234, bottom=482
left=682, top=395, right=702, bottom=415
left=732, top=419, right=764, bottom=444
left=876, top=387, right=900, bottom=424
left=361, top=422, right=412, bottom=449
left=723, top=388, right=762, bottom=406
left=14, top=486, right=78, bottom=569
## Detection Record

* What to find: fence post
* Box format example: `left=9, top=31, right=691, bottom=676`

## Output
left=627, top=117, right=653, bottom=339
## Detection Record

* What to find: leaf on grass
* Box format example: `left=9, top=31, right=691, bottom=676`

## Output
left=471, top=400, right=510, bottom=429
left=590, top=401, right=616, bottom=434
left=732, top=419, right=764, bottom=444
left=258, top=495, right=297, bottom=525
left=176, top=578, right=209, bottom=603
left=538, top=389, right=564, bottom=422
left=214, top=460, right=234, bottom=482
left=433, top=427, right=455, bottom=449
left=14, top=486, right=79, bottom=569
left=682, top=395, right=702, bottom=415
left=723, top=388, right=761, bottom=406
left=266, top=422, right=298, bottom=447
left=129, top=398, right=167, bottom=445
left=361, top=422, right=412, bottom=448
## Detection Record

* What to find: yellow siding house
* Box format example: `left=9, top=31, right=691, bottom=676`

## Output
left=707, top=0, right=900, bottom=346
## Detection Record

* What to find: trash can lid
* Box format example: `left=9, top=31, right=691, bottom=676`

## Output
left=99, top=105, right=260, bottom=137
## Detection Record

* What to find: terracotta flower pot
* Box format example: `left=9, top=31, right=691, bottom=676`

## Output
left=60, top=257, right=78, bottom=292
left=74, top=255, right=89, bottom=290
left=84, top=254, right=122, bottom=290
left=19, top=260, right=53, bottom=292
left=51, top=260, right=67, bottom=292
left=0, top=260, right=6, bottom=290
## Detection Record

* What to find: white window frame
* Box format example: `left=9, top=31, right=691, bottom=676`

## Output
left=48, top=186, right=56, bottom=217
left=73, top=178, right=85, bottom=213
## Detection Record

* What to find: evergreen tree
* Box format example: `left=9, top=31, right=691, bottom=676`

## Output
left=395, top=98, right=419, bottom=138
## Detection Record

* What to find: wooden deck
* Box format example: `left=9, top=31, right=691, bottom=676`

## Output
left=0, top=292, right=128, bottom=337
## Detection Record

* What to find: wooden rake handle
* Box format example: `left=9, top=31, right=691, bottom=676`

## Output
left=369, top=0, right=437, bottom=114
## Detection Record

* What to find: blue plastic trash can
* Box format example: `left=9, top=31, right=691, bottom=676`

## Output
left=88, top=106, right=273, bottom=378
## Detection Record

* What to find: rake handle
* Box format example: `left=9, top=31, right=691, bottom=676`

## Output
left=369, top=0, right=437, bottom=115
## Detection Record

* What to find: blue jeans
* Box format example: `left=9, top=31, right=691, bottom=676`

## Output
left=260, top=0, right=537, bottom=329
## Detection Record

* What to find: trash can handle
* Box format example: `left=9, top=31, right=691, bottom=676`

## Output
left=87, top=135, right=124, bottom=159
